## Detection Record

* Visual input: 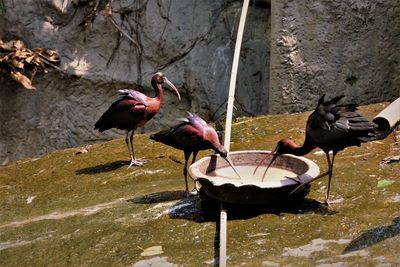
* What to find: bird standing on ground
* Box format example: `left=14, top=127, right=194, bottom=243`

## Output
left=94, top=72, right=181, bottom=168
left=260, top=95, right=377, bottom=205
left=150, top=112, right=241, bottom=196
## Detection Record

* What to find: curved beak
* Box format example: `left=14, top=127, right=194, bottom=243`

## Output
left=224, top=155, right=242, bottom=180
left=253, top=145, right=280, bottom=182
left=164, top=77, right=181, bottom=101
left=263, top=150, right=279, bottom=173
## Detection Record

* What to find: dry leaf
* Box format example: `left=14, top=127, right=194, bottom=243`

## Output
left=0, top=54, right=9, bottom=62
left=75, top=148, right=89, bottom=155
left=0, top=40, right=17, bottom=51
left=140, top=246, right=164, bottom=257
left=10, top=70, right=36, bottom=90
left=1, top=38, right=60, bottom=90
left=13, top=40, right=26, bottom=50
left=25, top=55, right=35, bottom=63
left=11, top=58, right=24, bottom=69
left=34, top=48, right=60, bottom=63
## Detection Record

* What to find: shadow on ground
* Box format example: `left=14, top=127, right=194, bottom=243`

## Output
left=169, top=194, right=336, bottom=222
left=129, top=190, right=186, bottom=204
left=343, top=216, right=400, bottom=254
left=75, top=160, right=130, bottom=175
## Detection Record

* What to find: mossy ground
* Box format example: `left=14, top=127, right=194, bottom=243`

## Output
left=1, top=102, right=399, bottom=266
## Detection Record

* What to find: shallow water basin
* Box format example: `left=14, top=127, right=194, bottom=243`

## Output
left=189, top=150, right=320, bottom=205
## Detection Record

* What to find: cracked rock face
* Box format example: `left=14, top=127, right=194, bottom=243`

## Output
left=0, top=0, right=271, bottom=163
left=270, top=0, right=400, bottom=113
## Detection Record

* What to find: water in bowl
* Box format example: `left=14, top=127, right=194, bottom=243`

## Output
left=207, top=165, right=297, bottom=187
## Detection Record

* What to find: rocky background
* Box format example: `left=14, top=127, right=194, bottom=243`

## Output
left=270, top=0, right=400, bottom=113
left=0, top=0, right=399, bottom=164
left=0, top=0, right=270, bottom=164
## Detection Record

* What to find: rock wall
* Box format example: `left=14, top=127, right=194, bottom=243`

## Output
left=0, top=0, right=271, bottom=164
left=270, top=0, right=400, bottom=113
left=2, top=0, right=399, bottom=164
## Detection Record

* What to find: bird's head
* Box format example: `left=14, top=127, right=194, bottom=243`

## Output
left=215, top=145, right=228, bottom=158
left=272, top=138, right=297, bottom=156
left=214, top=145, right=243, bottom=179
left=268, top=138, right=298, bottom=165
left=254, top=138, right=296, bottom=174
left=152, top=72, right=181, bottom=101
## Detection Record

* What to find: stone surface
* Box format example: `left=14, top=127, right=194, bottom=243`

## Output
left=270, top=0, right=400, bottom=113
left=1, top=102, right=399, bottom=266
left=0, top=0, right=270, bottom=163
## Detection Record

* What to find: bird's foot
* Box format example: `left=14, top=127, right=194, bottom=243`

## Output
left=183, top=188, right=199, bottom=198
left=285, top=175, right=302, bottom=184
left=128, top=159, right=147, bottom=168
left=323, top=200, right=332, bottom=208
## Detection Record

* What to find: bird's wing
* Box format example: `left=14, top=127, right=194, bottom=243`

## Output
left=150, top=118, right=204, bottom=150
left=307, top=96, right=377, bottom=149
left=186, top=113, right=208, bottom=135
left=117, top=89, right=149, bottom=109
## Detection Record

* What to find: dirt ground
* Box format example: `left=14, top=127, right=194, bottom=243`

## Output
left=1, top=102, right=399, bottom=266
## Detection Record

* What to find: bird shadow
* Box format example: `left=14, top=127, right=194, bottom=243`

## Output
left=168, top=190, right=335, bottom=223
left=343, top=216, right=400, bottom=254
left=167, top=192, right=335, bottom=267
left=128, top=190, right=186, bottom=204
left=75, top=160, right=130, bottom=175
left=131, top=189, right=334, bottom=267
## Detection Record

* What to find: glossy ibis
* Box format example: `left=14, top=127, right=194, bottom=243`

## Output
left=94, top=72, right=181, bottom=168
left=150, top=112, right=241, bottom=196
left=259, top=95, right=377, bottom=205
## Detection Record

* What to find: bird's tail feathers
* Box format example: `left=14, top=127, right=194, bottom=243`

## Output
left=327, top=95, right=345, bottom=105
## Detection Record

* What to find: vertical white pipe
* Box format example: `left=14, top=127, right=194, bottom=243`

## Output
left=223, top=0, right=250, bottom=151
left=219, top=203, right=228, bottom=267
left=220, top=2, right=250, bottom=267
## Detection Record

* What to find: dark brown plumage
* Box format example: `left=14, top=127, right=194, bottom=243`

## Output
left=150, top=112, right=240, bottom=196
left=95, top=72, right=181, bottom=167
left=263, top=95, right=377, bottom=205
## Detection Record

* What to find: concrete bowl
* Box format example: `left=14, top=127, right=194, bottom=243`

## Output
left=189, top=150, right=320, bottom=205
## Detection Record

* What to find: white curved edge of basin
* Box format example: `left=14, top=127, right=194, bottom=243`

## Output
left=189, top=150, right=320, bottom=189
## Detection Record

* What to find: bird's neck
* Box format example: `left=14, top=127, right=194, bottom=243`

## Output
left=152, top=81, right=164, bottom=103
left=287, top=136, right=316, bottom=156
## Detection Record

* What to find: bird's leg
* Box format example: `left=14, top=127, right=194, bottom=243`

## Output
left=191, top=151, right=200, bottom=193
left=324, top=153, right=336, bottom=206
left=125, top=131, right=134, bottom=167
left=182, top=150, right=191, bottom=197
left=290, top=151, right=332, bottom=196
left=128, top=130, right=145, bottom=167
left=289, top=170, right=330, bottom=195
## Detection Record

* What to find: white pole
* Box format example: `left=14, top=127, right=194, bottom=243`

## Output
left=219, top=203, right=228, bottom=267
left=220, top=1, right=250, bottom=267
left=223, top=0, right=250, bottom=151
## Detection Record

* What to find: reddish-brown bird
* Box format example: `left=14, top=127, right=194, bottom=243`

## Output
left=150, top=112, right=241, bottom=196
left=260, top=95, right=377, bottom=205
left=95, top=72, right=181, bottom=168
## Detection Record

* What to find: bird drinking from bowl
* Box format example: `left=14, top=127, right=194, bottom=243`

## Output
left=150, top=112, right=241, bottom=196
left=255, top=95, right=378, bottom=205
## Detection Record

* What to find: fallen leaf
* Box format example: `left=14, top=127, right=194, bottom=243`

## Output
left=34, top=48, right=60, bottom=63
left=11, top=58, right=24, bottom=69
left=13, top=40, right=26, bottom=50
left=377, top=179, right=394, bottom=188
left=10, top=70, right=36, bottom=89
left=26, top=196, right=36, bottom=204
left=140, top=246, right=164, bottom=257
left=75, top=148, right=89, bottom=155
left=380, top=155, right=400, bottom=165
left=25, top=55, right=35, bottom=63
